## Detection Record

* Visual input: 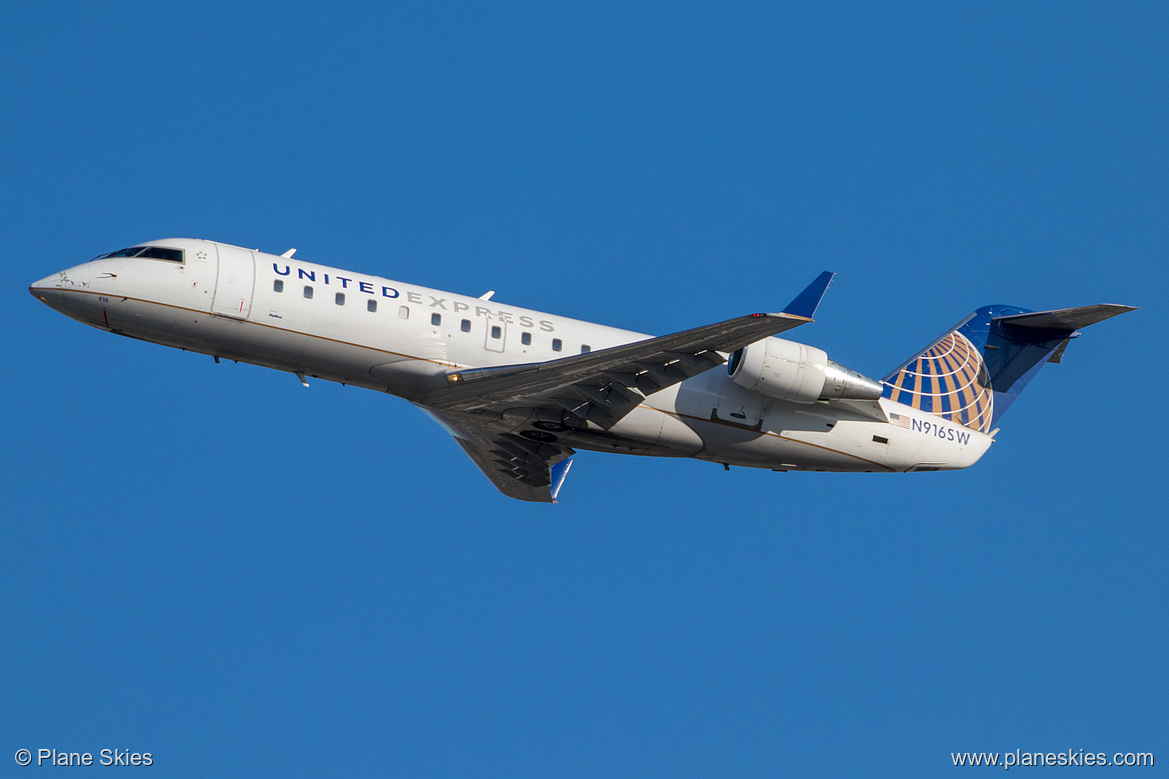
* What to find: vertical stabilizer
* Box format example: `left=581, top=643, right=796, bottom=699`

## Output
left=882, top=304, right=1135, bottom=431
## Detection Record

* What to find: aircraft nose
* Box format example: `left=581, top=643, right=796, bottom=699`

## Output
left=29, top=273, right=63, bottom=304
left=30, top=264, right=91, bottom=318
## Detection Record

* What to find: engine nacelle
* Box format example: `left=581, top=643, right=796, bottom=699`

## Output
left=727, top=337, right=884, bottom=404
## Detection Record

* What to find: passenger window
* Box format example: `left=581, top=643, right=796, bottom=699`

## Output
left=399, top=306, right=409, bottom=319
left=581, top=345, right=591, bottom=354
left=431, top=313, right=442, bottom=326
left=367, top=299, right=377, bottom=313
left=335, top=292, right=345, bottom=306
left=461, top=319, right=471, bottom=332
left=490, top=325, right=501, bottom=339
left=304, top=286, right=313, bottom=299
left=552, top=339, right=562, bottom=352
left=274, top=279, right=284, bottom=293
left=521, top=332, right=531, bottom=345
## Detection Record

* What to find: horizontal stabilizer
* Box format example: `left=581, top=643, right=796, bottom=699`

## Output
left=994, top=304, right=1137, bottom=332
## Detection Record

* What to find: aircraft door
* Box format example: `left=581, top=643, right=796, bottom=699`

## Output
left=211, top=244, right=255, bottom=320
left=483, top=313, right=507, bottom=353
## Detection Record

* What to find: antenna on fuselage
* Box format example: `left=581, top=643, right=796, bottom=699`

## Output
left=281, top=248, right=297, bottom=258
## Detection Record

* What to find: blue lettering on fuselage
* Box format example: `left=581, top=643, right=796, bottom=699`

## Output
left=911, top=417, right=971, bottom=444
left=273, top=263, right=397, bottom=298
left=269, top=262, right=555, bottom=332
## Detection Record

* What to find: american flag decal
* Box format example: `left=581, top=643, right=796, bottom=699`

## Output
left=889, top=413, right=912, bottom=429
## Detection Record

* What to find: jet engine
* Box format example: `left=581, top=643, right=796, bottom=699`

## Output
left=727, top=337, right=884, bottom=403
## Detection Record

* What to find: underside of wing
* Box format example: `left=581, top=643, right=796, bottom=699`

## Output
left=425, top=408, right=576, bottom=503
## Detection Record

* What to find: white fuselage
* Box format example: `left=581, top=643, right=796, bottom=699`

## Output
left=31, top=238, right=993, bottom=474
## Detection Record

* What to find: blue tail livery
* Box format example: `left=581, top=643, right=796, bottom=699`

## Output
left=883, top=304, right=1136, bottom=432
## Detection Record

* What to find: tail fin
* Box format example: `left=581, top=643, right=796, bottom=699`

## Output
left=882, top=304, right=1135, bottom=432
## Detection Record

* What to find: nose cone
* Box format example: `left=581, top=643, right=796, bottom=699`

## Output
left=29, top=273, right=63, bottom=309
left=30, top=264, right=91, bottom=319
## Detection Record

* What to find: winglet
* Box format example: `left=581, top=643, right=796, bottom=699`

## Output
left=549, top=458, right=573, bottom=503
left=781, top=271, right=835, bottom=319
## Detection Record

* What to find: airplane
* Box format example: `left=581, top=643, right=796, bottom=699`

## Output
left=29, top=238, right=1135, bottom=502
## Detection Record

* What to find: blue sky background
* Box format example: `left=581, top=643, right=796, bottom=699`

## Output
left=2, top=2, right=1165, bottom=775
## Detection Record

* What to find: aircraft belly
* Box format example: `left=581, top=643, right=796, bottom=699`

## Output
left=584, top=404, right=706, bottom=457
left=647, top=406, right=705, bottom=456
left=761, top=426, right=897, bottom=472
left=613, top=375, right=996, bottom=473
left=295, top=332, right=384, bottom=381
left=367, top=327, right=449, bottom=396
left=685, top=402, right=886, bottom=471
left=99, top=297, right=178, bottom=340
left=898, top=425, right=992, bottom=470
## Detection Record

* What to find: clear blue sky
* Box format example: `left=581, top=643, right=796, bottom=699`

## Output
left=2, top=2, right=1165, bottom=775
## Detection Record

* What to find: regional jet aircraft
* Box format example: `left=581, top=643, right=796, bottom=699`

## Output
left=30, top=239, right=1134, bottom=502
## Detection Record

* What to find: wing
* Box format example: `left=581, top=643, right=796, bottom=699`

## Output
left=419, top=272, right=833, bottom=502
left=423, top=408, right=576, bottom=503
left=424, top=272, right=834, bottom=430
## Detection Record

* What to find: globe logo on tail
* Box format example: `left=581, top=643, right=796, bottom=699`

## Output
left=884, top=331, right=993, bottom=433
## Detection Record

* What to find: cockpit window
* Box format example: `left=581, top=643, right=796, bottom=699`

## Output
left=139, top=246, right=184, bottom=262
left=99, top=246, right=185, bottom=263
